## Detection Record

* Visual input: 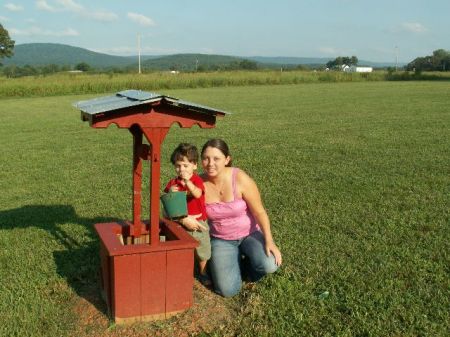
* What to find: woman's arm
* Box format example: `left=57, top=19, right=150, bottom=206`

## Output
left=237, top=170, right=282, bottom=266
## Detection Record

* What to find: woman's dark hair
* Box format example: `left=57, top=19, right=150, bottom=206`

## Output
left=201, top=138, right=232, bottom=167
left=170, top=143, right=199, bottom=164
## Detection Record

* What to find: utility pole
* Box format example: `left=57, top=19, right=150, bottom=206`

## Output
left=395, top=46, right=398, bottom=72
left=138, top=34, right=142, bottom=74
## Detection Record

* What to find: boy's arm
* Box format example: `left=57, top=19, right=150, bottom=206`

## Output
left=164, top=179, right=175, bottom=193
left=179, top=215, right=208, bottom=231
left=183, top=178, right=202, bottom=198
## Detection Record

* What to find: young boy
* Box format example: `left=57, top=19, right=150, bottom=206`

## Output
left=164, top=143, right=211, bottom=286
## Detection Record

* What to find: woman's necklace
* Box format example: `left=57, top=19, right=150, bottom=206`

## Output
left=211, top=179, right=226, bottom=196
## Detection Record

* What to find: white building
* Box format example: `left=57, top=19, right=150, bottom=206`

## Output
left=347, top=65, right=373, bottom=73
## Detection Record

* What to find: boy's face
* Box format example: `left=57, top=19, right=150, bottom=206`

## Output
left=174, top=156, right=197, bottom=180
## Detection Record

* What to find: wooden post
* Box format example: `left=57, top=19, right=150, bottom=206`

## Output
left=131, top=126, right=143, bottom=237
left=142, top=127, right=169, bottom=246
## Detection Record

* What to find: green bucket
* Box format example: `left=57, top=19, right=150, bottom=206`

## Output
left=160, top=191, right=188, bottom=219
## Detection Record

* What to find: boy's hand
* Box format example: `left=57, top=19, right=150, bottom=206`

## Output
left=170, top=185, right=179, bottom=192
left=179, top=171, right=192, bottom=183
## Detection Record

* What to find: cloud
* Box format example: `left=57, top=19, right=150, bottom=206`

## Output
left=0, top=16, right=10, bottom=22
left=400, top=22, right=427, bottom=33
left=318, top=47, right=339, bottom=55
left=127, top=12, right=155, bottom=27
left=10, top=26, right=79, bottom=37
left=36, top=0, right=118, bottom=22
left=387, top=22, right=428, bottom=34
left=85, top=11, right=118, bottom=22
left=56, top=0, right=83, bottom=12
left=36, top=0, right=57, bottom=12
left=5, top=3, right=24, bottom=11
left=318, top=46, right=357, bottom=57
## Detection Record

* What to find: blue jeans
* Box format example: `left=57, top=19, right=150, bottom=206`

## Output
left=209, top=231, right=278, bottom=297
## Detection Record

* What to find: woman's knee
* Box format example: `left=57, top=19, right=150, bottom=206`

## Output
left=259, top=255, right=278, bottom=274
left=214, top=279, right=241, bottom=298
left=210, top=262, right=241, bottom=297
left=246, top=255, right=278, bottom=282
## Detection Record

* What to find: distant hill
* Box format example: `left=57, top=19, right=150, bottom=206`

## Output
left=140, top=53, right=247, bottom=71
left=247, top=56, right=403, bottom=68
left=2, top=43, right=402, bottom=70
left=2, top=43, right=143, bottom=67
left=248, top=56, right=333, bottom=65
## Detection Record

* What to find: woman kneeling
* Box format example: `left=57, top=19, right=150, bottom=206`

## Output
left=200, top=139, right=282, bottom=297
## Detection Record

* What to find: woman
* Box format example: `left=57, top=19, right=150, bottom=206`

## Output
left=200, top=138, right=282, bottom=297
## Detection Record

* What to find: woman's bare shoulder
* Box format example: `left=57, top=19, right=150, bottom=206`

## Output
left=235, top=168, right=257, bottom=189
left=235, top=168, right=252, bottom=180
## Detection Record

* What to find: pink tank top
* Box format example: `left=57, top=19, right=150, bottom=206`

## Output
left=205, top=168, right=260, bottom=240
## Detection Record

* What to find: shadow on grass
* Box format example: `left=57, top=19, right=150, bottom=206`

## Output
left=0, top=204, right=118, bottom=318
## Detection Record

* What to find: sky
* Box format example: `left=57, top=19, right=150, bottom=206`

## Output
left=1, top=0, right=449, bottom=63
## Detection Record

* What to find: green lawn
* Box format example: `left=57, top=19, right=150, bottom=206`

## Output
left=0, top=81, right=449, bottom=336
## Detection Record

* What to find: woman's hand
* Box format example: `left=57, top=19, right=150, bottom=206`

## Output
left=265, top=240, right=282, bottom=266
left=180, top=215, right=208, bottom=232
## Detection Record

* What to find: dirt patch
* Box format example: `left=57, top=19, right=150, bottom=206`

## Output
left=72, top=280, right=240, bottom=337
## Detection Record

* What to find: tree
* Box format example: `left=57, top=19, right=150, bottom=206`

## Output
left=350, top=56, right=358, bottom=65
left=406, top=49, right=449, bottom=72
left=239, top=59, right=258, bottom=70
left=0, top=24, right=15, bottom=65
left=41, top=64, right=60, bottom=75
left=326, top=55, right=358, bottom=69
left=75, top=62, right=91, bottom=72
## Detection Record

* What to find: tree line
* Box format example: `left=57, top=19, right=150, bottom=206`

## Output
left=406, top=49, right=450, bottom=72
left=1, top=60, right=261, bottom=78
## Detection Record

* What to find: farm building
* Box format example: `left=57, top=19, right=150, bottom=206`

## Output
left=347, top=65, right=373, bottom=73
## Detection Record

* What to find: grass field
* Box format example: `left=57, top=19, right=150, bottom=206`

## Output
left=0, top=70, right=390, bottom=98
left=0, top=81, right=449, bottom=336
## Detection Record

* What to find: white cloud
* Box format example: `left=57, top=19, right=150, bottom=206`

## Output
left=127, top=12, right=155, bottom=27
left=10, top=26, right=79, bottom=37
left=5, top=3, right=24, bottom=11
left=0, top=16, right=10, bottom=22
left=56, top=0, right=83, bottom=12
left=388, top=22, right=428, bottom=34
left=318, top=46, right=358, bottom=57
left=318, top=47, right=339, bottom=55
left=36, top=0, right=57, bottom=12
left=85, top=11, right=118, bottom=22
left=36, top=0, right=118, bottom=22
left=400, top=22, right=427, bottom=33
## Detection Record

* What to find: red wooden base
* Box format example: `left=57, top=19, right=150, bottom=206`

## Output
left=96, top=218, right=198, bottom=323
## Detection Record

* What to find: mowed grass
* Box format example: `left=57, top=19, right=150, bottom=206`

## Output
left=0, top=81, right=449, bottom=336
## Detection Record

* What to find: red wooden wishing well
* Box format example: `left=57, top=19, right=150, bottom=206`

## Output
left=75, top=90, right=227, bottom=323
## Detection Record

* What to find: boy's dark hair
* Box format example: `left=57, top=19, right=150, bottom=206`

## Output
left=170, top=143, right=199, bottom=164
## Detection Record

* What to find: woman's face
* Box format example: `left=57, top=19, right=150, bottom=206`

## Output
left=201, top=146, right=230, bottom=177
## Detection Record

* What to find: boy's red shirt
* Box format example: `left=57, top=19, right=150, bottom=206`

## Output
left=164, top=173, right=207, bottom=220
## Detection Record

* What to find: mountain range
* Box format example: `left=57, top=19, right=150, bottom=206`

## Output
left=2, top=43, right=401, bottom=70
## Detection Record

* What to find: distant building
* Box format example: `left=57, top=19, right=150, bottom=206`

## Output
left=347, top=65, right=373, bottom=73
